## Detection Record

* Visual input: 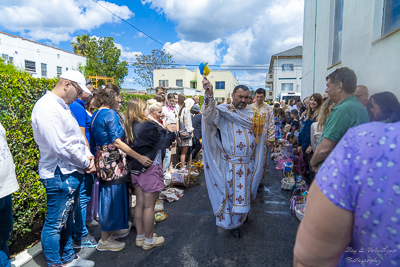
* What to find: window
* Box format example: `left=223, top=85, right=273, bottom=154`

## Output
left=66, top=67, right=69, bottom=71
left=332, top=0, right=344, bottom=65
left=190, top=81, right=197, bottom=88
left=25, top=60, right=36, bottom=72
left=383, top=0, right=400, bottom=35
left=41, top=63, right=47, bottom=77
left=159, top=80, right=168, bottom=87
left=2, top=54, right=8, bottom=60
left=57, top=54, right=60, bottom=59
left=215, top=81, right=225, bottom=90
left=282, top=64, right=294, bottom=71
left=176, top=79, right=183, bottom=87
left=269, top=92, right=273, bottom=96
left=57, top=66, right=62, bottom=78
left=8, top=57, right=13, bottom=65
left=281, top=83, right=293, bottom=91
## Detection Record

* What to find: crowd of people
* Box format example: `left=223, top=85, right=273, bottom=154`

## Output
left=2, top=70, right=204, bottom=267
left=1, top=66, right=400, bottom=266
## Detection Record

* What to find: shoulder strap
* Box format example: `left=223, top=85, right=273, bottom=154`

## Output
left=90, top=109, right=102, bottom=131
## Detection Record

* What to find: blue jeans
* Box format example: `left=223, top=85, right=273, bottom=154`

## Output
left=73, top=174, right=94, bottom=240
left=0, top=194, right=13, bottom=267
left=41, top=167, right=82, bottom=266
left=164, top=148, right=171, bottom=174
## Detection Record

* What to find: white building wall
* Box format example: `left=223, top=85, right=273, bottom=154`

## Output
left=272, top=57, right=302, bottom=100
left=0, top=32, right=86, bottom=78
left=302, top=0, right=400, bottom=98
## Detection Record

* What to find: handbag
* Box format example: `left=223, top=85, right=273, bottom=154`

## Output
left=179, top=109, right=192, bottom=140
left=91, top=110, right=128, bottom=182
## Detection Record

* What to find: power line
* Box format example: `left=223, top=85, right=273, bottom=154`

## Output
left=92, top=0, right=200, bottom=64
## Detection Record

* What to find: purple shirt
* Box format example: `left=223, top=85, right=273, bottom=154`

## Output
left=316, top=121, right=400, bottom=266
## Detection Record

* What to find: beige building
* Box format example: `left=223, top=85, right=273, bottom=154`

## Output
left=152, top=68, right=238, bottom=100
left=265, top=46, right=302, bottom=101
left=302, top=0, right=400, bottom=98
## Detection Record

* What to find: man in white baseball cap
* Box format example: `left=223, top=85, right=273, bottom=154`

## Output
left=60, top=70, right=92, bottom=96
left=31, top=70, right=96, bottom=267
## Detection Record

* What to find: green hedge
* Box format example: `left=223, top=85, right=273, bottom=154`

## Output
left=0, top=74, right=56, bottom=242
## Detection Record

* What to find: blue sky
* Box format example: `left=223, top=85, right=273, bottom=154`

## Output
left=0, top=0, right=304, bottom=90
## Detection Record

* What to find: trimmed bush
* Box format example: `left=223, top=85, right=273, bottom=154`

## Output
left=0, top=73, right=57, bottom=243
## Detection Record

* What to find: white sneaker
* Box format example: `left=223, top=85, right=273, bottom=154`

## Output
left=65, top=255, right=95, bottom=267
left=96, top=236, right=125, bottom=252
left=110, top=228, right=130, bottom=239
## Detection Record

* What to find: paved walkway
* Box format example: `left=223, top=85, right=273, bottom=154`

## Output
left=22, top=155, right=300, bottom=267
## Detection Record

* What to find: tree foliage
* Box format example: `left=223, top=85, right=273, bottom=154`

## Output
left=71, top=34, right=91, bottom=56
left=74, top=35, right=128, bottom=87
left=131, top=49, right=175, bottom=88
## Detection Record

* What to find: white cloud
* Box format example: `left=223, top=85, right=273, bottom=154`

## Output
left=143, top=0, right=304, bottom=65
left=222, top=28, right=254, bottom=65
left=235, top=71, right=268, bottom=89
left=0, top=0, right=134, bottom=44
left=136, top=32, right=145, bottom=38
left=114, top=42, right=142, bottom=62
left=163, top=39, right=223, bottom=64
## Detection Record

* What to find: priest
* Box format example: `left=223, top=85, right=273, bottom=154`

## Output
left=201, top=78, right=267, bottom=237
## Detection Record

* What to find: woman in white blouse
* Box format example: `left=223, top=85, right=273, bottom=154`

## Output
left=177, top=94, right=194, bottom=168
left=162, top=93, right=179, bottom=173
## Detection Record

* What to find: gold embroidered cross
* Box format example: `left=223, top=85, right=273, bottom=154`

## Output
left=236, top=169, right=244, bottom=177
left=236, top=195, right=244, bottom=204
left=237, top=142, right=246, bottom=151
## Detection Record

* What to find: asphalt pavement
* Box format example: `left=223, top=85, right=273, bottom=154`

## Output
left=22, top=154, right=300, bottom=267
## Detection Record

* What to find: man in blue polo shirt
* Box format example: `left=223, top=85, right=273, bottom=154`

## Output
left=69, top=79, right=98, bottom=248
left=310, top=67, right=369, bottom=172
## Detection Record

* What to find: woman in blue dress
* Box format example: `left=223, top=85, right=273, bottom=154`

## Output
left=91, top=88, right=153, bottom=252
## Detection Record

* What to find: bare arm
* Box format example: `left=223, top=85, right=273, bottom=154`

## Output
left=113, top=138, right=153, bottom=167
left=310, top=137, right=337, bottom=172
left=293, top=181, right=353, bottom=266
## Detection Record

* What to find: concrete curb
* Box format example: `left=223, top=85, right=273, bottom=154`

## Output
left=11, top=242, right=42, bottom=267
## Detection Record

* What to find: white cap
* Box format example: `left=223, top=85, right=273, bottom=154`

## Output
left=60, top=70, right=92, bottom=95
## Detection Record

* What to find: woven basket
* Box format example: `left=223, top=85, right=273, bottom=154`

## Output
left=295, top=204, right=305, bottom=221
left=296, top=179, right=306, bottom=188
left=290, top=187, right=307, bottom=209
left=281, top=177, right=295, bottom=190
left=170, top=162, right=190, bottom=187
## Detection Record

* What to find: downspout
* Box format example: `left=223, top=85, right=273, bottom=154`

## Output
left=312, top=0, right=317, bottom=94
left=276, top=56, right=279, bottom=100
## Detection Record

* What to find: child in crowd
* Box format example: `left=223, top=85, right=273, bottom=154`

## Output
left=274, top=108, right=285, bottom=140
left=287, top=134, right=300, bottom=159
left=290, top=109, right=301, bottom=137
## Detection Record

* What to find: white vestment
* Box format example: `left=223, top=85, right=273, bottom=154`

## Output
left=201, top=96, right=266, bottom=229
